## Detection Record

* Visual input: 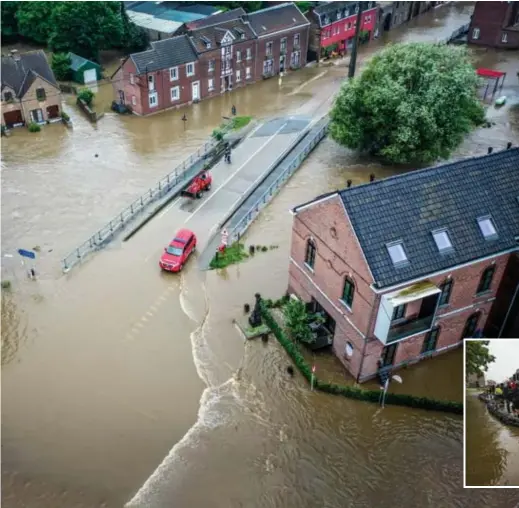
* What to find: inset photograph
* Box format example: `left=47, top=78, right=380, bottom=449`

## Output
left=465, top=339, right=519, bottom=488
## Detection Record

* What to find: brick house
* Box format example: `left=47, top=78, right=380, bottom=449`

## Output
left=288, top=147, right=519, bottom=383
left=376, top=2, right=436, bottom=37
left=112, top=35, right=199, bottom=116
left=189, top=15, right=257, bottom=97
left=1, top=50, right=62, bottom=128
left=112, top=3, right=310, bottom=115
left=246, top=2, right=310, bottom=78
left=468, top=1, right=519, bottom=49
left=306, top=1, right=379, bottom=61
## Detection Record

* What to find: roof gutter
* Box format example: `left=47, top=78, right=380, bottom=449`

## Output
left=370, top=247, right=519, bottom=294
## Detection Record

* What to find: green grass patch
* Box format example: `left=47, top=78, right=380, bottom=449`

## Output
left=244, top=323, right=271, bottom=338
left=209, top=242, right=249, bottom=269
left=260, top=301, right=462, bottom=415
left=230, top=115, right=252, bottom=130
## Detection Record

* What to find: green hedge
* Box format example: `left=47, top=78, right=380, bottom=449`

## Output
left=260, top=302, right=462, bottom=415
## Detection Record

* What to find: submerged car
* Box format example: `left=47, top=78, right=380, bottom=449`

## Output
left=159, top=228, right=197, bottom=272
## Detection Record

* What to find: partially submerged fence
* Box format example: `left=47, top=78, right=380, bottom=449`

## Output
left=61, top=138, right=217, bottom=272
left=228, top=117, right=329, bottom=245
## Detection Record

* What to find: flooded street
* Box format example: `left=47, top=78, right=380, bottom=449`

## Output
left=2, top=3, right=519, bottom=507
left=466, top=392, right=519, bottom=487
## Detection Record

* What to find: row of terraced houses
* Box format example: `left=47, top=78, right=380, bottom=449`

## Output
left=112, top=3, right=310, bottom=116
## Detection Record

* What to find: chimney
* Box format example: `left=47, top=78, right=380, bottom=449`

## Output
left=507, top=142, right=512, bottom=149
left=347, top=179, right=352, bottom=188
left=10, top=49, right=20, bottom=62
left=488, top=147, right=493, bottom=154
left=370, top=173, right=375, bottom=182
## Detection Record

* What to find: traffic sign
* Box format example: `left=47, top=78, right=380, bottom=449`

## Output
left=17, top=249, right=36, bottom=259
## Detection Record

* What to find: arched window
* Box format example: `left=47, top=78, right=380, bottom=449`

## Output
left=477, top=265, right=495, bottom=294
left=462, top=312, right=480, bottom=339
left=304, top=239, right=316, bottom=269
left=422, top=326, right=440, bottom=354
left=438, top=279, right=453, bottom=306
left=341, top=277, right=355, bottom=308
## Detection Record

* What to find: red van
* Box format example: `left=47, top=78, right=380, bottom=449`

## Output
left=159, top=228, right=197, bottom=272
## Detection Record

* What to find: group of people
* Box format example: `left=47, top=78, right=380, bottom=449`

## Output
left=486, top=379, right=519, bottom=417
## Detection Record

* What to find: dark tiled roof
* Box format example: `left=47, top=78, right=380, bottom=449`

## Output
left=130, top=35, right=198, bottom=74
left=339, top=148, right=519, bottom=289
left=1, top=50, right=58, bottom=98
left=248, top=2, right=309, bottom=37
left=187, top=7, right=246, bottom=29
left=313, top=1, right=376, bottom=27
left=190, top=19, right=256, bottom=53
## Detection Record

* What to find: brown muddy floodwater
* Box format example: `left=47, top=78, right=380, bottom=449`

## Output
left=466, top=393, right=519, bottom=487
left=2, top=3, right=519, bottom=507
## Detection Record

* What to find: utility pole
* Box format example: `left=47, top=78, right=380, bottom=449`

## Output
left=348, top=2, right=364, bottom=79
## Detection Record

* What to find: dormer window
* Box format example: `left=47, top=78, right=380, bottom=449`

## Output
left=432, top=229, right=453, bottom=253
left=386, top=241, right=408, bottom=266
left=4, top=91, right=13, bottom=102
left=477, top=216, right=498, bottom=240
left=200, top=35, right=211, bottom=49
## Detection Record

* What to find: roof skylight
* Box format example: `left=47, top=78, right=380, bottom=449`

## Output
left=477, top=216, right=498, bottom=239
left=386, top=241, right=408, bottom=266
left=432, top=229, right=453, bottom=253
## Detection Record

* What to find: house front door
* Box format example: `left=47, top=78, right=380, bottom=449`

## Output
left=31, top=109, right=44, bottom=123
left=192, top=81, right=200, bottom=101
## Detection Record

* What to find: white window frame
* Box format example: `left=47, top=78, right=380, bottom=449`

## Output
left=386, top=241, right=408, bottom=266
left=501, top=32, right=508, bottom=43
left=266, top=41, right=273, bottom=56
left=294, top=34, right=300, bottom=47
left=208, top=59, right=215, bottom=73
left=280, top=37, right=287, bottom=53
left=236, top=50, right=242, bottom=62
left=186, top=62, right=195, bottom=77
left=246, top=47, right=252, bottom=60
left=169, top=67, right=178, bottom=81
left=129, top=73, right=135, bottom=85
left=472, top=27, right=480, bottom=40
left=131, top=95, right=136, bottom=106
left=170, top=86, right=180, bottom=101
left=477, top=216, right=498, bottom=239
left=208, top=78, right=214, bottom=91
left=246, top=66, right=251, bottom=79
left=236, top=69, right=241, bottom=82
left=432, top=229, right=453, bottom=253
left=148, top=91, right=158, bottom=108
left=148, top=74, right=155, bottom=91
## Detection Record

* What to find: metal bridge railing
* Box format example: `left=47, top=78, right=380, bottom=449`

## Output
left=61, top=137, right=217, bottom=272
left=229, top=121, right=329, bottom=245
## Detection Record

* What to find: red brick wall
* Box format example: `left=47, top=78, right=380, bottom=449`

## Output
left=468, top=1, right=519, bottom=49
left=288, top=194, right=513, bottom=382
left=255, top=25, right=309, bottom=78
left=113, top=59, right=144, bottom=114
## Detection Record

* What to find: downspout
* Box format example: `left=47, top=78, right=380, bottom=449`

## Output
left=356, top=290, right=381, bottom=383
left=498, top=281, right=519, bottom=338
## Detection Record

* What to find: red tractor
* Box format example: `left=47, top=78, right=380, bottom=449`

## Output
left=181, top=170, right=212, bottom=199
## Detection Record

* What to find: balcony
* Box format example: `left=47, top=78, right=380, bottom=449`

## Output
left=374, top=281, right=441, bottom=345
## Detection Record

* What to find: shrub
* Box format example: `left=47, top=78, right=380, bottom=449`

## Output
left=51, top=52, right=72, bottom=81
left=260, top=301, right=462, bottom=415
left=1, top=280, right=12, bottom=290
left=283, top=298, right=314, bottom=345
left=212, top=128, right=224, bottom=141
left=28, top=122, right=41, bottom=132
left=78, top=88, right=95, bottom=106
left=61, top=111, right=70, bottom=121
left=231, top=115, right=252, bottom=130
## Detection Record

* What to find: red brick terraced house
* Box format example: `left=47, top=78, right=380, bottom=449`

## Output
left=112, top=3, right=310, bottom=116
left=112, top=35, right=199, bottom=116
left=468, top=1, right=519, bottom=49
left=246, top=2, right=310, bottom=78
left=288, top=147, right=519, bottom=383
left=306, top=1, right=378, bottom=61
left=189, top=15, right=257, bottom=96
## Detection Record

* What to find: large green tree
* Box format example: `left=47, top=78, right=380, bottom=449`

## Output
left=48, top=1, right=124, bottom=61
left=16, top=1, right=55, bottom=45
left=466, top=341, right=495, bottom=379
left=1, top=1, right=20, bottom=42
left=329, top=43, right=486, bottom=165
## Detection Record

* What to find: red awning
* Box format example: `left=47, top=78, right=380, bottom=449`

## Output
left=477, top=68, right=506, bottom=79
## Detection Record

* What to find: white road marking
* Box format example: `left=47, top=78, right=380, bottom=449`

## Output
left=158, top=197, right=181, bottom=219
left=184, top=122, right=288, bottom=224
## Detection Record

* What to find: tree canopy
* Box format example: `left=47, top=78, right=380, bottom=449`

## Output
left=2, top=1, right=148, bottom=62
left=466, top=341, right=495, bottom=379
left=329, top=43, right=486, bottom=165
